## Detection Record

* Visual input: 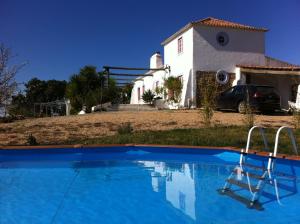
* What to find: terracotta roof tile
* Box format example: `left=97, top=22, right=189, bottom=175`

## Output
left=162, top=17, right=268, bottom=45
left=194, top=17, right=268, bottom=32
left=237, top=65, right=300, bottom=71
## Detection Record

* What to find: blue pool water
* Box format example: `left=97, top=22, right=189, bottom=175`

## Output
left=1, top=146, right=300, bottom=224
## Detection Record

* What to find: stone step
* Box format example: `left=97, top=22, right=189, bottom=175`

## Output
left=109, top=104, right=158, bottom=111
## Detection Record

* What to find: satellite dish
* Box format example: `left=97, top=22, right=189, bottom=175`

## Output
left=216, top=70, right=229, bottom=85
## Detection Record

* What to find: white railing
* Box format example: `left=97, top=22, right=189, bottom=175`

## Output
left=240, top=126, right=269, bottom=165
left=267, top=126, right=298, bottom=170
left=273, top=126, right=298, bottom=157
left=245, top=126, right=269, bottom=153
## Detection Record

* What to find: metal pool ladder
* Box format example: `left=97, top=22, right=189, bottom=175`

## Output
left=219, top=126, right=298, bottom=210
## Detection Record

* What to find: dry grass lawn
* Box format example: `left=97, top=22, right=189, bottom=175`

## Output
left=0, top=110, right=294, bottom=145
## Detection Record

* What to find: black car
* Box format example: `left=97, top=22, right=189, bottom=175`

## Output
left=216, top=85, right=281, bottom=113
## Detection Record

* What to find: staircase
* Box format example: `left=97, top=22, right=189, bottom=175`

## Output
left=218, top=126, right=298, bottom=210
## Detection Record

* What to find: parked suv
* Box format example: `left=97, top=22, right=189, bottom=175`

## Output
left=216, top=85, right=281, bottom=113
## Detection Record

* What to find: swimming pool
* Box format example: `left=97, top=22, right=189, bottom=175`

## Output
left=1, top=146, right=300, bottom=224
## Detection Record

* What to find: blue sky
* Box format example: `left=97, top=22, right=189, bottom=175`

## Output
left=1, top=0, right=300, bottom=84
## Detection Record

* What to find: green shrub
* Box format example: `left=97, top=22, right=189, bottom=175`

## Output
left=242, top=89, right=255, bottom=129
left=142, top=90, right=155, bottom=104
left=198, top=75, right=218, bottom=127
left=0, top=115, right=17, bottom=123
left=117, top=122, right=133, bottom=135
left=293, top=110, right=300, bottom=129
left=163, top=76, right=183, bottom=103
left=27, top=134, right=38, bottom=145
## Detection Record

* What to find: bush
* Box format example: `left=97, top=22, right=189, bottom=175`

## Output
left=293, top=110, right=300, bottom=129
left=243, top=103, right=255, bottom=129
left=0, top=116, right=15, bottom=123
left=0, top=115, right=24, bottom=123
left=164, top=76, right=183, bottom=103
left=198, top=75, right=218, bottom=127
left=142, top=90, right=155, bottom=104
left=242, top=89, right=255, bottom=129
left=117, top=122, right=133, bottom=135
left=27, top=134, right=38, bottom=145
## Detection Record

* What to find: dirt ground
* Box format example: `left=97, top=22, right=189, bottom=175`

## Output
left=0, top=110, right=294, bottom=145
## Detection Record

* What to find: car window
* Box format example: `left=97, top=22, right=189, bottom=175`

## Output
left=256, top=86, right=277, bottom=95
left=222, top=87, right=234, bottom=96
left=234, top=86, right=243, bottom=95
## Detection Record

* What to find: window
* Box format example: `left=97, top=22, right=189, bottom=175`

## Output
left=155, top=81, right=159, bottom=88
left=178, top=37, right=183, bottom=54
left=179, top=191, right=186, bottom=211
left=137, top=87, right=141, bottom=100
left=178, top=75, right=183, bottom=83
left=142, top=85, right=145, bottom=94
left=234, top=86, right=244, bottom=95
left=216, top=32, right=229, bottom=46
left=222, top=87, right=234, bottom=96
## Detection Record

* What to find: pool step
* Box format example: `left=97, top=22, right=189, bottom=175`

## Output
left=242, top=163, right=266, bottom=171
left=233, top=169, right=264, bottom=180
left=217, top=189, right=264, bottom=211
left=226, top=178, right=259, bottom=192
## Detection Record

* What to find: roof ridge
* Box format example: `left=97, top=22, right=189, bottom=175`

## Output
left=265, top=55, right=300, bottom=67
left=196, top=17, right=267, bottom=30
left=161, top=17, right=268, bottom=46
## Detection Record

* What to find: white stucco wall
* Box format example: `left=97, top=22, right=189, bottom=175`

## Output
left=193, top=26, right=266, bottom=73
left=192, top=26, right=266, bottom=104
left=164, top=27, right=194, bottom=106
left=130, top=70, right=166, bottom=104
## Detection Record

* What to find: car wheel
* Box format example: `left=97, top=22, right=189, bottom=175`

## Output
left=238, top=101, right=246, bottom=114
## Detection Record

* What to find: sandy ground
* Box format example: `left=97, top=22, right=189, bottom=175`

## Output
left=0, top=110, right=294, bottom=145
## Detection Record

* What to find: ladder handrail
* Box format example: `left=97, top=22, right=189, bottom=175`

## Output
left=273, top=126, right=298, bottom=157
left=245, top=126, right=269, bottom=153
left=240, top=126, right=269, bottom=165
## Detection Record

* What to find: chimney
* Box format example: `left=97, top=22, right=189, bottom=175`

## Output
left=150, top=52, right=163, bottom=69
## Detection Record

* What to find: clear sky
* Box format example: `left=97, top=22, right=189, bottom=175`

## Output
left=1, top=0, right=300, bottom=84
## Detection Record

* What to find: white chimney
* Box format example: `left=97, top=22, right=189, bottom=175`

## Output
left=150, top=52, right=163, bottom=69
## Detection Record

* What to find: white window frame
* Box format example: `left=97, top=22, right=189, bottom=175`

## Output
left=178, top=37, right=183, bottom=54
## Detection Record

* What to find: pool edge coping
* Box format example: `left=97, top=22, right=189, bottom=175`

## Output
left=1, top=143, right=300, bottom=161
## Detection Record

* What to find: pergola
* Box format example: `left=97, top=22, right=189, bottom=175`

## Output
left=102, top=65, right=170, bottom=88
left=33, top=100, right=69, bottom=117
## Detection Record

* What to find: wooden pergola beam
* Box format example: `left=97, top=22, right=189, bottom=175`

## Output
left=114, top=78, right=134, bottom=81
left=240, top=68, right=300, bottom=75
left=103, top=66, right=166, bottom=71
left=108, top=73, right=153, bottom=77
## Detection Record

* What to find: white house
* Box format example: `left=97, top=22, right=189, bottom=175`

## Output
left=139, top=161, right=197, bottom=220
left=130, top=17, right=300, bottom=109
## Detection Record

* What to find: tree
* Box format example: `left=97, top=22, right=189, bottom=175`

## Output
left=142, top=89, right=155, bottom=104
left=163, top=76, right=183, bottom=103
left=119, top=84, right=133, bottom=104
left=0, top=43, right=25, bottom=115
left=66, top=66, right=118, bottom=113
left=9, top=78, right=67, bottom=116
left=9, top=93, right=30, bottom=116
left=44, top=79, right=67, bottom=102
left=25, top=78, right=67, bottom=104
left=25, top=78, right=47, bottom=104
